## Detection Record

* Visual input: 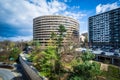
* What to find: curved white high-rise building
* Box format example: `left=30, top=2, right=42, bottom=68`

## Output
left=33, top=15, right=79, bottom=46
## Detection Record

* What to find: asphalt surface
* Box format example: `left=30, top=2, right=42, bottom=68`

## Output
left=0, top=68, right=15, bottom=80
left=0, top=63, right=30, bottom=80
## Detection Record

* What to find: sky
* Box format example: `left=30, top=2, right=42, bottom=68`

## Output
left=0, top=0, right=120, bottom=41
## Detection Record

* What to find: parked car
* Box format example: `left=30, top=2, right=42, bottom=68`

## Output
left=81, top=50, right=86, bottom=53
left=114, top=52, right=119, bottom=56
left=92, top=47, right=97, bottom=50
left=101, top=52, right=106, bottom=55
left=109, top=48, right=114, bottom=52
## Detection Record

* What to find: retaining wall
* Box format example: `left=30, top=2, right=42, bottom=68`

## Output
left=19, top=54, right=44, bottom=80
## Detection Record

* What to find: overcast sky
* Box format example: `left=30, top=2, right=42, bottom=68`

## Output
left=0, top=0, right=120, bottom=41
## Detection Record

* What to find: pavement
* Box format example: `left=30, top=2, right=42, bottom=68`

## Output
left=0, top=68, right=15, bottom=80
left=0, top=63, right=29, bottom=80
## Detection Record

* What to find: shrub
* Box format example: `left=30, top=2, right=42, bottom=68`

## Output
left=100, top=65, right=120, bottom=80
left=10, top=47, right=21, bottom=61
left=108, top=65, right=120, bottom=79
left=68, top=52, right=101, bottom=80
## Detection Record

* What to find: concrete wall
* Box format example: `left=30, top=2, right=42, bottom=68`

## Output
left=19, top=54, right=44, bottom=80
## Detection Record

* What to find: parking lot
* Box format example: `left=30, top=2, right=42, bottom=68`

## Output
left=76, top=47, right=120, bottom=66
left=76, top=47, right=120, bottom=57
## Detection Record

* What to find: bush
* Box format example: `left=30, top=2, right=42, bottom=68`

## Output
left=68, top=52, right=101, bottom=80
left=107, top=77, right=120, bottom=80
left=0, top=56, right=7, bottom=61
left=100, top=65, right=120, bottom=80
left=0, top=51, right=10, bottom=62
left=108, top=65, right=120, bottom=79
left=100, top=71, right=107, bottom=77
left=10, top=47, right=21, bottom=61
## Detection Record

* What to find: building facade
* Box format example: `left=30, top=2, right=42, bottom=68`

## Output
left=33, top=15, right=79, bottom=46
left=89, top=8, right=120, bottom=48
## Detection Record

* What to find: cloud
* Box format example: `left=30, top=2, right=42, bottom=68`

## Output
left=0, top=36, right=33, bottom=41
left=96, top=2, right=120, bottom=14
left=0, top=0, right=67, bottom=27
left=64, top=11, right=86, bottom=20
left=0, top=0, right=85, bottom=41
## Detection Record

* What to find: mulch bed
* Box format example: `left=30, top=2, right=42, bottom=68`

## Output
left=0, top=65, right=13, bottom=69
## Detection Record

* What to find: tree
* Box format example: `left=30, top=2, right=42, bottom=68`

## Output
left=81, top=51, right=95, bottom=62
left=29, top=24, right=67, bottom=80
left=56, top=24, right=66, bottom=47
left=33, top=46, right=58, bottom=79
left=33, top=40, right=40, bottom=49
left=68, top=51, right=101, bottom=80
left=84, top=36, right=88, bottom=47
left=9, top=41, right=15, bottom=49
left=56, top=25, right=67, bottom=79
left=47, top=24, right=67, bottom=79
left=48, top=32, right=57, bottom=47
